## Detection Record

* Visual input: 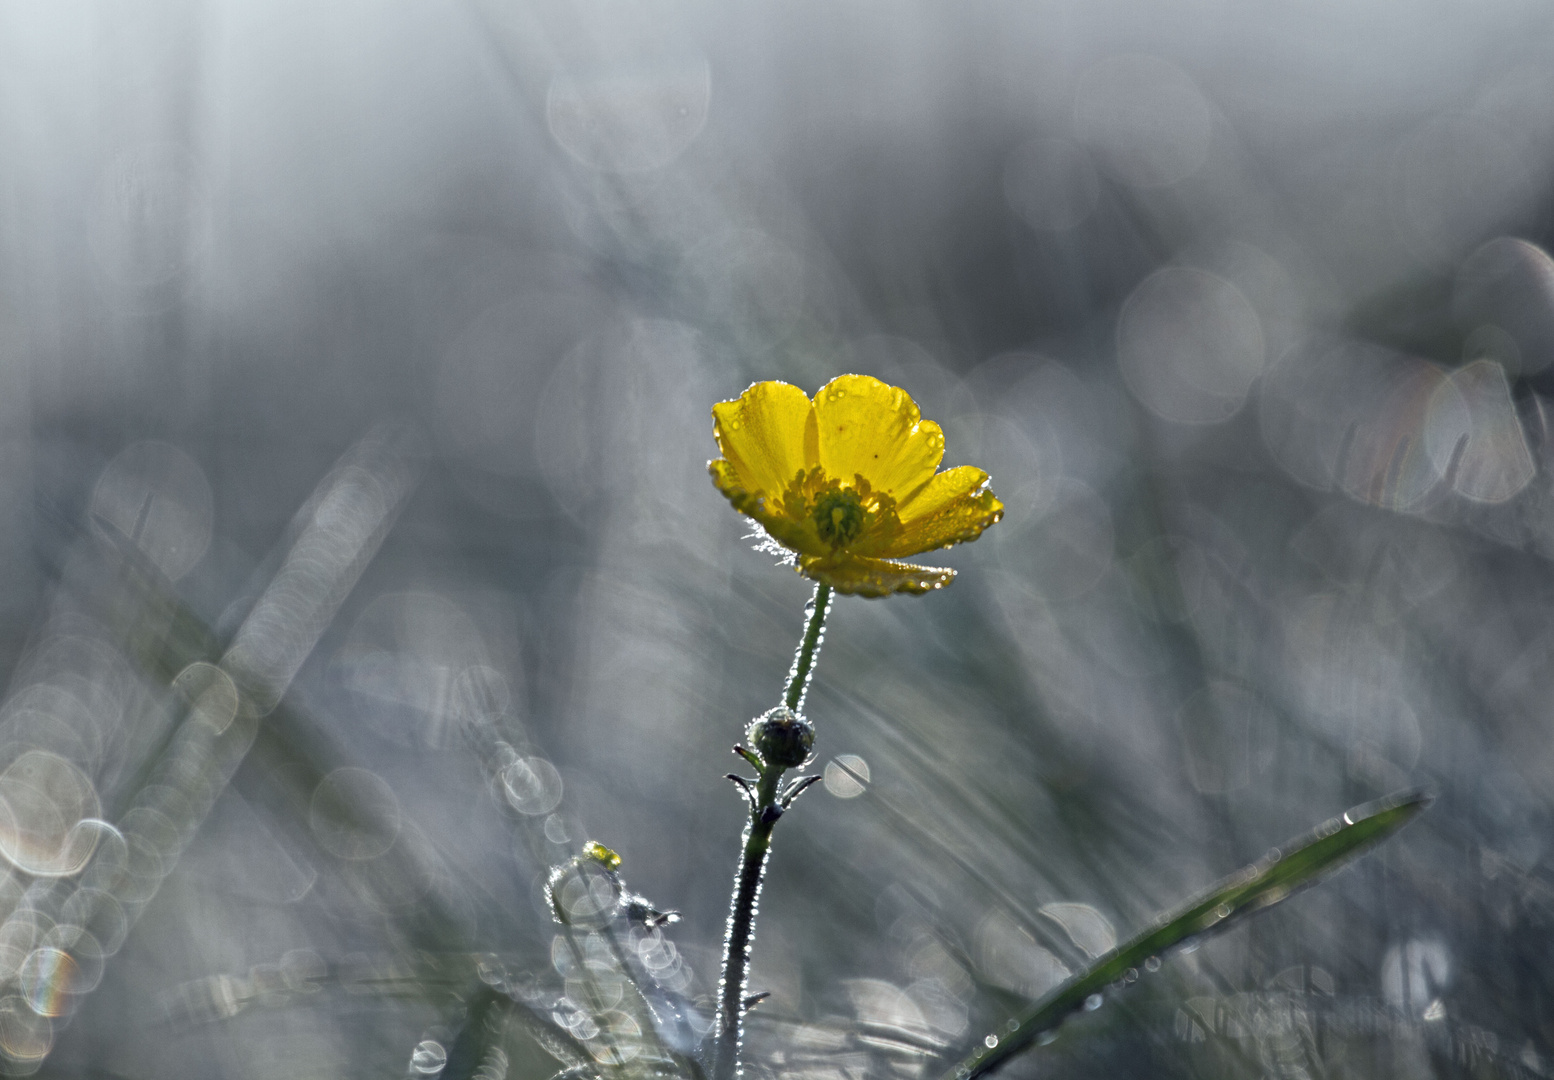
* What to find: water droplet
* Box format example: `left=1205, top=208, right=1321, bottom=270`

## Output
left=1124, top=967, right=1139, bottom=982
left=1006, top=1018, right=1019, bottom=1032
left=1038, top=1031, right=1058, bottom=1046
left=18, top=948, right=77, bottom=1017
left=1144, top=956, right=1162, bottom=972
left=0, top=995, right=51, bottom=1062
left=823, top=755, right=869, bottom=798
left=1084, top=993, right=1103, bottom=1011
left=476, top=955, right=507, bottom=987
left=0, top=752, right=102, bottom=877
left=502, top=757, right=564, bottom=816
left=983, top=1034, right=999, bottom=1049
left=543, top=814, right=569, bottom=845
left=410, top=1038, right=447, bottom=1074
left=1215, top=902, right=1232, bottom=919
left=310, top=768, right=400, bottom=860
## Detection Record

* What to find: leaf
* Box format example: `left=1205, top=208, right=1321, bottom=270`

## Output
left=942, top=789, right=1432, bottom=1080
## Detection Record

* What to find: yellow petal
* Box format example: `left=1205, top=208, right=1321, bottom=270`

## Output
left=856, top=466, right=1003, bottom=559
left=712, top=382, right=818, bottom=501
left=798, top=553, right=956, bottom=597
left=708, top=459, right=823, bottom=556
left=813, top=375, right=943, bottom=502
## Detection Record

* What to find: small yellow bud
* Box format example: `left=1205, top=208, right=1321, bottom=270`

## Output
left=583, top=841, right=622, bottom=870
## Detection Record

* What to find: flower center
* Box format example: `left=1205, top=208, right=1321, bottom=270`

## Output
left=812, top=488, right=866, bottom=548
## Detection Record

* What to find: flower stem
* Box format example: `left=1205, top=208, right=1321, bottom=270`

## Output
left=784, top=583, right=832, bottom=712
left=712, top=585, right=833, bottom=1080
left=711, top=766, right=782, bottom=1080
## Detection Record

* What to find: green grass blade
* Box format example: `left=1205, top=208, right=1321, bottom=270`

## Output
left=942, top=789, right=1432, bottom=1080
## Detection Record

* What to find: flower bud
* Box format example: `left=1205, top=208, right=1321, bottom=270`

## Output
left=747, top=706, right=815, bottom=769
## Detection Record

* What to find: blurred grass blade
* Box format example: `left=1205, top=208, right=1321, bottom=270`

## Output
left=943, top=789, right=1432, bottom=1080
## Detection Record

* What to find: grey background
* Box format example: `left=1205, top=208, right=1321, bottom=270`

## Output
left=0, top=1, right=1551, bottom=1076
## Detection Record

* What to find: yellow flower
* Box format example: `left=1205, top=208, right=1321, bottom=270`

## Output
left=709, top=375, right=1004, bottom=597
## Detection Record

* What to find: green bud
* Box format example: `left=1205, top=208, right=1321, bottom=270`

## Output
left=747, top=706, right=815, bottom=770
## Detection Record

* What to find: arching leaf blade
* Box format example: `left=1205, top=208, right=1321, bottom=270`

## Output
left=943, top=789, right=1432, bottom=1080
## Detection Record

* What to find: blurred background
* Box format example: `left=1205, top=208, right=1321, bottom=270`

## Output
left=0, top=0, right=1552, bottom=1076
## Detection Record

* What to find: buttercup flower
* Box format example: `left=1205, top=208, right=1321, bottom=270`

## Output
left=709, top=375, right=1004, bottom=597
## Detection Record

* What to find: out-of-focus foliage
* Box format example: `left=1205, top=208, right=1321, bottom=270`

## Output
left=0, top=0, right=1550, bottom=1077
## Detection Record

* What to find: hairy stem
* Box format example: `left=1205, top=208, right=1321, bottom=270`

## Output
left=713, top=584, right=833, bottom=1080
left=784, top=583, right=832, bottom=712
left=711, top=766, right=782, bottom=1080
